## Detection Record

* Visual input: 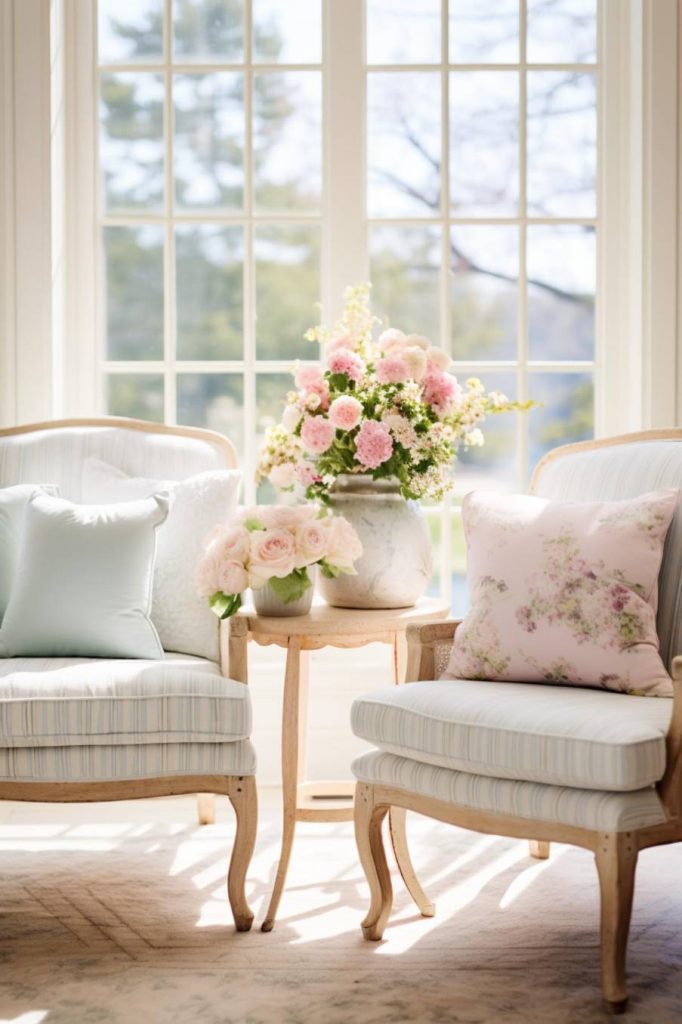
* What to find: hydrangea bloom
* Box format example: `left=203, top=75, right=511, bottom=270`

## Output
left=301, top=415, right=336, bottom=454
left=327, top=349, right=365, bottom=382
left=355, top=419, right=393, bottom=470
left=329, top=395, right=363, bottom=430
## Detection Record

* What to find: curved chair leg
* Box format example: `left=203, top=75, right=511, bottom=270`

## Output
left=595, top=831, right=638, bottom=1014
left=226, top=775, right=258, bottom=932
left=529, top=839, right=550, bottom=860
left=389, top=806, right=435, bottom=916
left=355, top=783, right=393, bottom=940
left=197, top=793, right=216, bottom=825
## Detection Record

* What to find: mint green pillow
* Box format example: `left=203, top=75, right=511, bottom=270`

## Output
left=0, top=484, right=58, bottom=623
left=0, top=492, right=169, bottom=658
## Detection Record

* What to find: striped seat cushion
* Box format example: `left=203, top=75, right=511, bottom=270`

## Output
left=0, top=653, right=251, bottom=747
left=352, top=751, right=666, bottom=833
left=351, top=680, right=672, bottom=792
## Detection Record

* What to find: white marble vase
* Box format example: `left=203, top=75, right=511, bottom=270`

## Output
left=318, top=475, right=433, bottom=609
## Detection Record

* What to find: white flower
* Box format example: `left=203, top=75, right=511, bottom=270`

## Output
left=269, top=462, right=297, bottom=489
left=403, top=346, right=428, bottom=382
left=382, top=412, right=417, bottom=450
left=426, top=347, right=450, bottom=372
left=465, top=428, right=485, bottom=447
left=405, top=333, right=430, bottom=351
left=282, top=404, right=303, bottom=432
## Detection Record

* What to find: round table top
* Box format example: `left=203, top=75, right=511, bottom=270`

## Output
left=235, top=595, right=451, bottom=637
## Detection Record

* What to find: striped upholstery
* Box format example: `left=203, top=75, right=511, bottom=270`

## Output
left=0, top=425, right=230, bottom=502
left=534, top=439, right=682, bottom=672
left=351, top=680, right=672, bottom=791
left=352, top=751, right=667, bottom=833
left=0, top=654, right=251, bottom=747
left=0, top=739, right=256, bottom=782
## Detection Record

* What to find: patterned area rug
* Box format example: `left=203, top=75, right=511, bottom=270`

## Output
left=0, top=795, right=681, bottom=1024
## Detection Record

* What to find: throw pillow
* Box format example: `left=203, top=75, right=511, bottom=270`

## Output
left=442, top=488, right=678, bottom=696
left=81, top=458, right=242, bottom=660
left=0, top=484, right=58, bottom=623
left=0, top=492, right=168, bottom=658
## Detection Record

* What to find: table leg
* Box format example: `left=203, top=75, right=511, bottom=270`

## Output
left=388, top=631, right=435, bottom=916
left=262, top=639, right=306, bottom=932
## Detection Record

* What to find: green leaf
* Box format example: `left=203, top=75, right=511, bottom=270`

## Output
left=319, top=559, right=340, bottom=579
left=208, top=591, right=243, bottom=620
left=243, top=517, right=264, bottom=532
left=269, top=568, right=312, bottom=604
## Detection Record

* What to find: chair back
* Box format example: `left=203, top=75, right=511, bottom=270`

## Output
left=0, top=418, right=237, bottom=501
left=531, top=430, right=682, bottom=673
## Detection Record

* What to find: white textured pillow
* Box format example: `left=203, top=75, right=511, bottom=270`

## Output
left=82, top=458, right=242, bottom=660
left=0, top=492, right=168, bottom=658
left=0, top=484, right=59, bottom=622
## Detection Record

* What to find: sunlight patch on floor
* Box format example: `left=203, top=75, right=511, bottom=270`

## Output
left=499, top=846, right=568, bottom=910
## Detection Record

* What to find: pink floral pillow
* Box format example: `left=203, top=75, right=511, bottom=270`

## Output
left=442, top=488, right=679, bottom=697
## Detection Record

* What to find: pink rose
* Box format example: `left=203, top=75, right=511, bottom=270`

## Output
left=205, top=525, right=251, bottom=564
left=260, top=504, right=317, bottom=529
left=422, top=371, right=460, bottom=416
left=196, top=557, right=220, bottom=598
left=329, top=395, right=363, bottom=431
left=301, top=415, right=336, bottom=454
left=354, top=419, right=393, bottom=470
left=294, top=520, right=328, bottom=567
left=216, top=560, right=249, bottom=596
left=327, top=349, right=365, bottom=382
left=295, top=461, right=321, bottom=488
left=249, top=528, right=297, bottom=584
left=322, top=515, right=363, bottom=573
left=376, top=355, right=410, bottom=384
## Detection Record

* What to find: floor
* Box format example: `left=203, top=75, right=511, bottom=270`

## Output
left=1, top=790, right=681, bottom=1024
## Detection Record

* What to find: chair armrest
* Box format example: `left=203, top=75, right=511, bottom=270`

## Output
left=659, top=656, right=682, bottom=819
left=219, top=616, right=249, bottom=683
left=405, top=618, right=462, bottom=682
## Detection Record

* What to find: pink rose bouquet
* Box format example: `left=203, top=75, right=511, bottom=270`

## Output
left=197, top=505, right=363, bottom=618
left=257, top=284, right=530, bottom=503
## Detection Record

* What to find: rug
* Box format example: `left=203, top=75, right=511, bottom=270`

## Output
left=0, top=794, right=680, bottom=1024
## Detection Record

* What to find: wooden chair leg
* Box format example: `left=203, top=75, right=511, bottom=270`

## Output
left=529, top=839, right=550, bottom=860
left=389, top=806, right=435, bottom=916
left=595, top=831, right=638, bottom=1014
left=354, top=783, right=393, bottom=940
left=226, top=775, right=258, bottom=932
left=197, top=792, right=216, bottom=825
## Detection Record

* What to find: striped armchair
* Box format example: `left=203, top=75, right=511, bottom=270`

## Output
left=351, top=430, right=682, bottom=1012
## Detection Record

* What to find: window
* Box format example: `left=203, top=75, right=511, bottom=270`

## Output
left=95, top=0, right=599, bottom=609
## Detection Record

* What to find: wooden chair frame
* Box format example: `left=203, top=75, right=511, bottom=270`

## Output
left=0, top=417, right=257, bottom=932
left=355, top=430, right=682, bottom=1012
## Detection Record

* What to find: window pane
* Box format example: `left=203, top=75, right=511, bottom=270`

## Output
left=253, top=72, right=321, bottom=212
left=176, top=374, right=244, bottom=456
left=527, top=0, right=597, bottom=64
left=98, top=0, right=164, bottom=64
left=107, top=374, right=164, bottom=422
left=173, top=0, right=244, bottom=63
left=527, top=71, right=596, bottom=217
left=173, top=73, right=244, bottom=210
left=253, top=0, right=321, bottom=64
left=103, top=226, right=164, bottom=360
left=450, top=226, right=518, bottom=361
left=528, top=225, right=595, bottom=361
left=255, top=225, right=320, bottom=360
left=366, top=0, right=441, bottom=65
left=100, top=73, right=164, bottom=212
left=367, top=73, right=441, bottom=217
left=454, top=372, right=519, bottom=496
left=528, top=372, right=594, bottom=471
left=369, top=225, right=441, bottom=341
left=449, top=0, right=519, bottom=64
left=450, top=71, right=518, bottom=215
left=256, top=372, right=293, bottom=501
left=175, top=226, right=244, bottom=360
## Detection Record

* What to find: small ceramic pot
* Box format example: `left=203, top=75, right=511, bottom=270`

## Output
left=252, top=566, right=316, bottom=617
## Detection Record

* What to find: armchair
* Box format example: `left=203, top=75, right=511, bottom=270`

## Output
left=0, top=418, right=257, bottom=931
left=352, top=429, right=682, bottom=1011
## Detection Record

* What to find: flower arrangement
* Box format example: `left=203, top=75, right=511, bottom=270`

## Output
left=257, top=284, right=527, bottom=503
left=197, top=505, right=363, bottom=618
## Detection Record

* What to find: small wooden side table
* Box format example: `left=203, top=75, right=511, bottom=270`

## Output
left=227, top=596, right=450, bottom=932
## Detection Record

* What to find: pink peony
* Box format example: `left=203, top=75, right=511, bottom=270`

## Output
left=294, top=365, right=324, bottom=390
left=216, top=560, right=249, bottom=596
left=295, top=461, right=321, bottom=488
left=354, top=419, right=393, bottom=470
left=376, top=355, right=410, bottom=385
left=322, top=515, right=363, bottom=572
left=328, top=395, right=363, bottom=431
left=205, top=524, right=251, bottom=564
left=422, top=371, right=460, bottom=416
left=327, top=349, right=365, bottom=382
left=294, top=520, right=328, bottom=568
left=249, top=527, right=297, bottom=584
left=301, top=415, right=336, bottom=454
left=327, top=334, right=357, bottom=353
